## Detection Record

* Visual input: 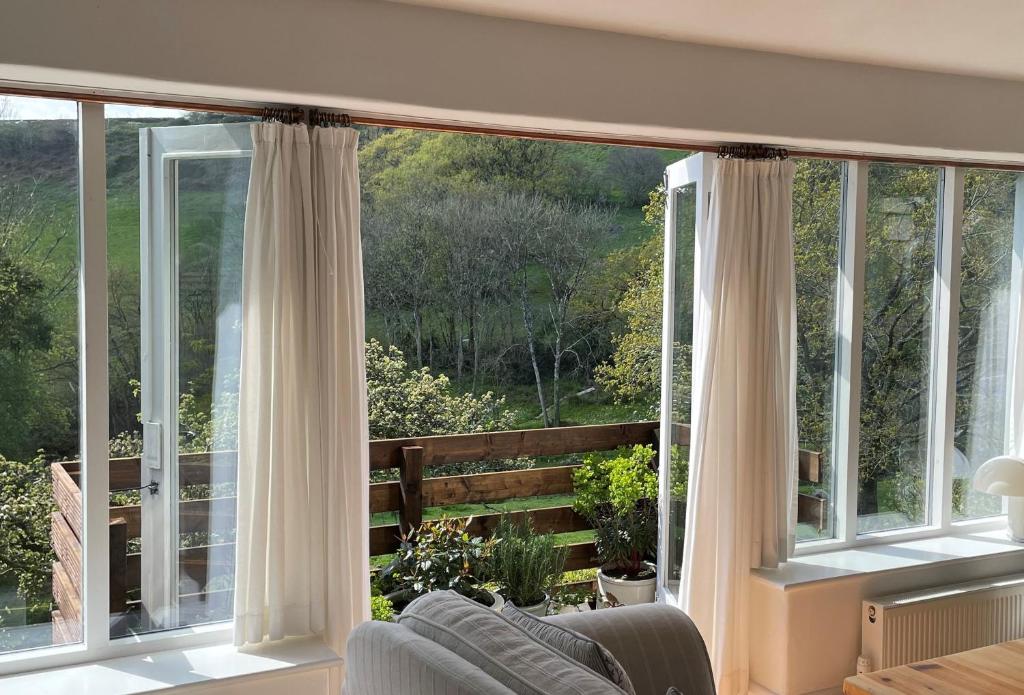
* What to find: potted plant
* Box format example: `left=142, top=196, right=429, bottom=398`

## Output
left=380, top=516, right=503, bottom=614
left=573, top=444, right=658, bottom=605
left=490, top=515, right=568, bottom=616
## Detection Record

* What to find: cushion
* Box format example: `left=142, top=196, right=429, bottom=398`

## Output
left=546, top=604, right=715, bottom=695
left=502, top=602, right=635, bottom=694
left=397, top=591, right=629, bottom=695
left=343, top=619, right=518, bottom=695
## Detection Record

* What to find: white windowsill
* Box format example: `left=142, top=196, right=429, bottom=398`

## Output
left=0, top=636, right=342, bottom=695
left=753, top=528, right=1024, bottom=590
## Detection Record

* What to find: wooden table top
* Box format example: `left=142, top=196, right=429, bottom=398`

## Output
left=843, top=640, right=1024, bottom=694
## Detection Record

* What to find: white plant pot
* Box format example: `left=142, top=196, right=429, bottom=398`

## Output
left=597, top=564, right=656, bottom=607
left=514, top=594, right=549, bottom=617
left=486, top=590, right=505, bottom=613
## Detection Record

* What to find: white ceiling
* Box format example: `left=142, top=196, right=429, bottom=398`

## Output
left=385, top=0, right=1024, bottom=82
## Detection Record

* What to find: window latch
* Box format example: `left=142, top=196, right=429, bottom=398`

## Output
left=110, top=481, right=160, bottom=496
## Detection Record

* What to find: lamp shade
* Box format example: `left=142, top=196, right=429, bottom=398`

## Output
left=974, top=456, right=1024, bottom=497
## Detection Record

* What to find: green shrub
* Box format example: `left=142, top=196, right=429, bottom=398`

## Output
left=370, top=594, right=394, bottom=622
left=573, top=444, right=657, bottom=518
left=381, top=516, right=496, bottom=600
left=489, top=515, right=567, bottom=607
left=669, top=444, right=689, bottom=500
left=573, top=445, right=658, bottom=578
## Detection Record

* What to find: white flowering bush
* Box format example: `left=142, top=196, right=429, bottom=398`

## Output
left=366, top=340, right=531, bottom=479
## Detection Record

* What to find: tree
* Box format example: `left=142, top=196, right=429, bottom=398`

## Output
left=595, top=183, right=669, bottom=410
left=534, top=201, right=617, bottom=425
left=594, top=238, right=664, bottom=410
left=0, top=174, right=78, bottom=461
left=605, top=148, right=664, bottom=207
left=362, top=196, right=440, bottom=367
left=430, top=192, right=509, bottom=385
left=856, top=165, right=939, bottom=518
left=493, top=193, right=616, bottom=426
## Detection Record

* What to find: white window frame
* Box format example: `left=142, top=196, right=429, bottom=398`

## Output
left=797, top=162, right=1016, bottom=556
left=139, top=123, right=252, bottom=632
left=0, top=102, right=234, bottom=678
left=2, top=95, right=1023, bottom=675
left=656, top=152, right=712, bottom=605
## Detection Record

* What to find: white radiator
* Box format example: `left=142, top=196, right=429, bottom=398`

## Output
left=861, top=573, right=1024, bottom=671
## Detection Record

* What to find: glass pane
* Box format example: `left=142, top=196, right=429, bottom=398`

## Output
left=666, top=182, right=695, bottom=595
left=175, top=157, right=247, bottom=624
left=793, top=159, right=844, bottom=541
left=106, top=110, right=252, bottom=637
left=106, top=107, right=147, bottom=637
left=858, top=164, right=940, bottom=533
left=952, top=170, right=1017, bottom=521
left=0, top=96, right=81, bottom=652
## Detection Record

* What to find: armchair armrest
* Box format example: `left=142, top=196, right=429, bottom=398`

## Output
left=545, top=604, right=715, bottom=695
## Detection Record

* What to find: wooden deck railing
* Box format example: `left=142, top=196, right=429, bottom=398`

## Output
left=48, top=421, right=824, bottom=642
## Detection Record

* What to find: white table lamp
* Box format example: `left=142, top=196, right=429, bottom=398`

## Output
left=974, top=455, right=1024, bottom=542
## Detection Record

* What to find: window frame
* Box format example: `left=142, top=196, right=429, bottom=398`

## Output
left=796, top=162, right=1016, bottom=556
left=0, top=92, right=1022, bottom=675
left=0, top=101, right=235, bottom=678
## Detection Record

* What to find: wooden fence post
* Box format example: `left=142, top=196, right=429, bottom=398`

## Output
left=399, top=446, right=424, bottom=536
left=109, top=517, right=128, bottom=615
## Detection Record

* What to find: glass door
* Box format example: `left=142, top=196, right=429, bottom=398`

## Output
left=657, top=153, right=711, bottom=603
left=136, top=123, right=251, bottom=632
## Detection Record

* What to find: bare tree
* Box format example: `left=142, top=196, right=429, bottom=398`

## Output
left=362, top=197, right=438, bottom=368
left=494, top=192, right=553, bottom=424
left=534, top=202, right=616, bottom=425
left=606, top=148, right=664, bottom=206
left=496, top=192, right=615, bottom=426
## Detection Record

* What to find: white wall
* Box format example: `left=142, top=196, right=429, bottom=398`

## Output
left=749, top=545, right=1024, bottom=695
left=4, top=0, right=1024, bottom=163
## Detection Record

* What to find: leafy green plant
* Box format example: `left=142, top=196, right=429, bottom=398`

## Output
left=551, top=584, right=595, bottom=612
left=669, top=444, right=688, bottom=500
left=573, top=445, right=658, bottom=578
left=381, top=516, right=497, bottom=602
left=370, top=594, right=395, bottom=622
left=592, top=500, right=657, bottom=577
left=573, top=445, right=657, bottom=518
left=0, top=454, right=54, bottom=603
left=490, top=515, right=567, bottom=607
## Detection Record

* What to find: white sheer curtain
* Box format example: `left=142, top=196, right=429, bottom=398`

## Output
left=678, top=158, right=797, bottom=695
left=234, top=122, right=369, bottom=655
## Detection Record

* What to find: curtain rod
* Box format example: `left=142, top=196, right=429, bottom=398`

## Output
left=4, top=84, right=1024, bottom=173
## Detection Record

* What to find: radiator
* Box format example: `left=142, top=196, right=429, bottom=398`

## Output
left=861, top=573, right=1024, bottom=671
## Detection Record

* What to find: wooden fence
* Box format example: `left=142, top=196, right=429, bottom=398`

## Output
left=49, top=421, right=824, bottom=641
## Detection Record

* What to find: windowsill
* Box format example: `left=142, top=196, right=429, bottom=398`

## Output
left=753, top=527, right=1024, bottom=589
left=0, top=636, right=342, bottom=694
